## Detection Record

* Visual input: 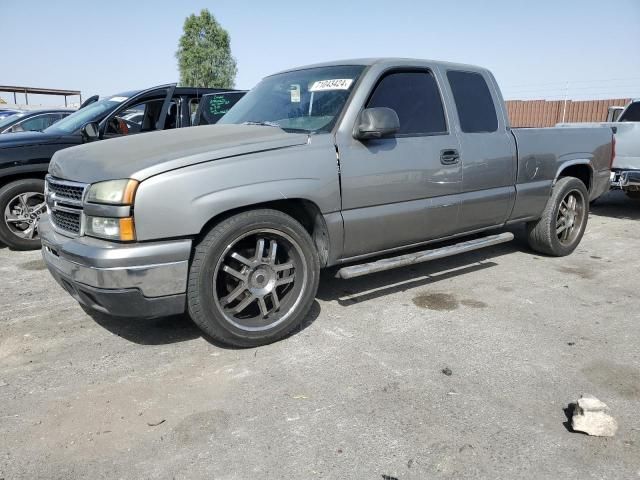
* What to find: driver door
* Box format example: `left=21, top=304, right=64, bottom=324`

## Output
left=100, top=84, right=175, bottom=139
left=336, top=69, right=462, bottom=259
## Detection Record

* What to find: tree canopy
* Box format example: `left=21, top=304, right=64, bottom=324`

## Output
left=176, top=9, right=237, bottom=88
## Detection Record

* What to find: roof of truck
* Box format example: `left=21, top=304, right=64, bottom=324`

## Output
left=272, top=57, right=486, bottom=76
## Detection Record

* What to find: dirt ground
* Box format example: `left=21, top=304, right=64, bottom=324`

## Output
left=1, top=190, right=639, bottom=479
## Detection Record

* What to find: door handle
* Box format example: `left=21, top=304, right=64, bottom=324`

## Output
left=440, top=149, right=460, bottom=165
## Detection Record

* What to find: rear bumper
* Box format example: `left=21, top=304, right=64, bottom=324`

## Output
left=40, top=215, right=190, bottom=318
left=611, top=169, right=640, bottom=191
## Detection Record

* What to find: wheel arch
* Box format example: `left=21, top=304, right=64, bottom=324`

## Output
left=196, top=198, right=332, bottom=267
left=554, top=160, right=593, bottom=192
left=0, top=170, right=47, bottom=189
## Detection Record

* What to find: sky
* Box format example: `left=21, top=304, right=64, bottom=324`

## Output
left=2, top=0, right=640, bottom=106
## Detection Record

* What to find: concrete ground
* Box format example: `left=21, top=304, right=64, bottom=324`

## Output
left=1, top=190, right=639, bottom=479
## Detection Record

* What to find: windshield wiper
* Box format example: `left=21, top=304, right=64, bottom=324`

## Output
left=242, top=121, right=281, bottom=128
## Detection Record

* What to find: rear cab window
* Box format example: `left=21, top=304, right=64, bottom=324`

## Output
left=447, top=70, right=498, bottom=133
left=619, top=102, right=640, bottom=122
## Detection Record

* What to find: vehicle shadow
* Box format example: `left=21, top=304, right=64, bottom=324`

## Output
left=85, top=300, right=322, bottom=349
left=317, top=234, right=526, bottom=306
left=590, top=190, right=640, bottom=220
left=86, top=229, right=529, bottom=347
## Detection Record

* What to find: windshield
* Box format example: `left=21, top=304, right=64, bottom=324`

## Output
left=44, top=96, right=130, bottom=134
left=219, top=65, right=365, bottom=133
left=619, top=102, right=640, bottom=122
left=0, top=112, right=26, bottom=130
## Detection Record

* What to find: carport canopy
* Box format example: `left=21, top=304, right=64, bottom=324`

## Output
left=0, top=85, right=82, bottom=106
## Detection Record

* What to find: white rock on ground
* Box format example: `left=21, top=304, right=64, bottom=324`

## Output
left=571, top=395, right=618, bottom=437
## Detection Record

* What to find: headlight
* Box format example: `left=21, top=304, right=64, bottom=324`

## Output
left=85, top=215, right=136, bottom=241
left=86, top=179, right=138, bottom=205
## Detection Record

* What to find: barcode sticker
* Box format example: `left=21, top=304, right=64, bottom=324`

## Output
left=309, top=79, right=353, bottom=92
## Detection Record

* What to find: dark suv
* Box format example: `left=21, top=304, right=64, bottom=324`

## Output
left=0, top=84, right=244, bottom=250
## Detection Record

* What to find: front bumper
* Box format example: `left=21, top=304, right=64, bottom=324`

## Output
left=40, top=215, right=191, bottom=318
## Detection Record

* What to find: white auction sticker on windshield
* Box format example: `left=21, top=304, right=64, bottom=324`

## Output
left=109, top=96, right=128, bottom=103
left=309, top=79, right=353, bottom=92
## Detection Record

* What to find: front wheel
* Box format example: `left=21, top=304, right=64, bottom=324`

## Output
left=0, top=178, right=46, bottom=250
left=526, top=177, right=589, bottom=256
left=187, top=209, right=320, bottom=347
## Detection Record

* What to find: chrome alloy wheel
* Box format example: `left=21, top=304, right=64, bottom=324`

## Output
left=3, top=191, right=46, bottom=240
left=212, top=229, right=308, bottom=332
left=556, top=189, right=585, bottom=245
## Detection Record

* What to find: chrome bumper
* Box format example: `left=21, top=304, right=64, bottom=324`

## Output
left=611, top=170, right=640, bottom=190
left=40, top=215, right=191, bottom=317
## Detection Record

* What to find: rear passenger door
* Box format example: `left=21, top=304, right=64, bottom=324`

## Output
left=445, top=70, right=517, bottom=231
left=337, top=69, right=462, bottom=259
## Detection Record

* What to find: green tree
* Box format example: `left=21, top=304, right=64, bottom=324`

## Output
left=176, top=9, right=237, bottom=88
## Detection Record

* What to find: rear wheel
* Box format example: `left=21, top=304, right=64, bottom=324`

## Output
left=187, top=209, right=320, bottom=347
left=527, top=177, right=589, bottom=256
left=0, top=178, right=46, bottom=250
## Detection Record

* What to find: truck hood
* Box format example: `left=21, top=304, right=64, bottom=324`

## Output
left=557, top=121, right=639, bottom=170
left=49, top=125, right=310, bottom=183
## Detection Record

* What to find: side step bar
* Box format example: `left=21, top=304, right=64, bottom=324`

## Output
left=335, top=232, right=514, bottom=279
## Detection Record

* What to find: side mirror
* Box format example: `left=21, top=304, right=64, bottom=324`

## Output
left=81, top=122, right=99, bottom=141
left=353, top=107, right=400, bottom=140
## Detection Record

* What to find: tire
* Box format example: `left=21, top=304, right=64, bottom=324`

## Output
left=187, top=209, right=320, bottom=347
left=625, top=191, right=640, bottom=200
left=526, top=177, right=589, bottom=256
left=0, top=178, right=45, bottom=251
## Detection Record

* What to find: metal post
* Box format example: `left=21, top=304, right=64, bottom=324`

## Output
left=561, top=81, right=569, bottom=123
left=25, top=90, right=28, bottom=105
left=64, top=96, right=67, bottom=107
left=13, top=92, right=17, bottom=103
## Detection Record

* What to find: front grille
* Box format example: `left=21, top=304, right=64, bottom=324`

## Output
left=50, top=209, right=81, bottom=235
left=46, top=176, right=87, bottom=236
left=47, top=178, right=85, bottom=202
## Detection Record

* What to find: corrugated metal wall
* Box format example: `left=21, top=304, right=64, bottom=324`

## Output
left=506, top=98, right=630, bottom=127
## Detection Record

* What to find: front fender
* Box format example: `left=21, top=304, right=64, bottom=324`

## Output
left=133, top=137, right=340, bottom=241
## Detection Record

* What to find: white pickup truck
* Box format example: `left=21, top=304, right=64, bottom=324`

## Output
left=559, top=99, right=640, bottom=199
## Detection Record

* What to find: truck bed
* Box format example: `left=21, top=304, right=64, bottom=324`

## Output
left=508, top=126, right=612, bottom=219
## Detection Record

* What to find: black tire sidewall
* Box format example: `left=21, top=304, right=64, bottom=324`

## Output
left=0, top=178, right=45, bottom=250
left=188, top=210, right=320, bottom=347
left=547, top=178, right=589, bottom=256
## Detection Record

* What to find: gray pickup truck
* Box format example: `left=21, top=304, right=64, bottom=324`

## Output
left=41, top=58, right=613, bottom=347
left=559, top=99, right=639, bottom=199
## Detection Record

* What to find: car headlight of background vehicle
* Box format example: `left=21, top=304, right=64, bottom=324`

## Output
left=84, top=179, right=138, bottom=241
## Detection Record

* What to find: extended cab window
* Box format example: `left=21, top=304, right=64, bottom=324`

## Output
left=366, top=71, right=447, bottom=135
left=447, top=70, right=498, bottom=133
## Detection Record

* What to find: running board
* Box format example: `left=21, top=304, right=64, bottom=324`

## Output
left=335, top=232, right=514, bottom=279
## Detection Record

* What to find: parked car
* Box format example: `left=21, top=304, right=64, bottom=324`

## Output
left=0, top=84, right=243, bottom=249
left=0, top=108, right=23, bottom=120
left=558, top=99, right=639, bottom=199
left=0, top=109, right=74, bottom=134
left=41, top=58, right=613, bottom=347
